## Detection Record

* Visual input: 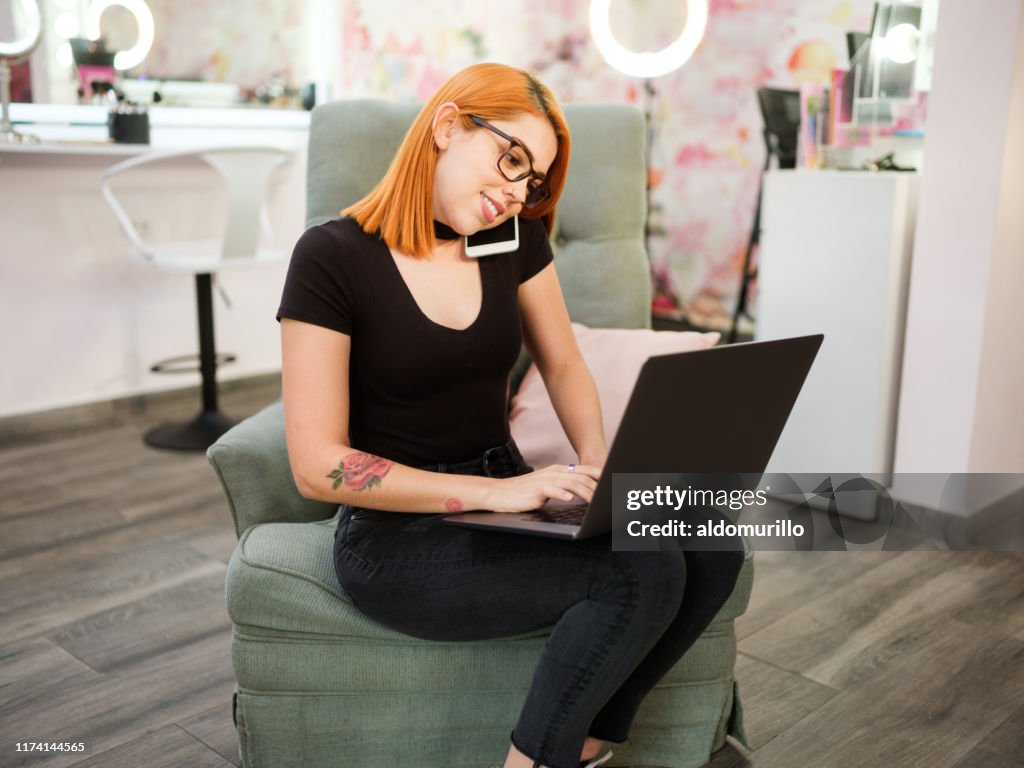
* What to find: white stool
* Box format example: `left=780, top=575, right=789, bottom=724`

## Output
left=101, top=145, right=291, bottom=450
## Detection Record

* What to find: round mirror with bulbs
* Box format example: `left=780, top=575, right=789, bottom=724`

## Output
left=1, top=0, right=44, bottom=143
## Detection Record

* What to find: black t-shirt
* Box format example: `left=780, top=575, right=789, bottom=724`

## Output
left=276, top=216, right=553, bottom=467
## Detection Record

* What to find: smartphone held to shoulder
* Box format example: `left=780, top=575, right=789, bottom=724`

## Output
left=465, top=216, right=519, bottom=257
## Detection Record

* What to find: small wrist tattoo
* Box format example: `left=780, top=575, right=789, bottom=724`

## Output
left=327, top=452, right=393, bottom=491
left=445, top=498, right=464, bottom=512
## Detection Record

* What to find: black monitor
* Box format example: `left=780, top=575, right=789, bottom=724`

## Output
left=847, top=32, right=870, bottom=65
left=756, top=88, right=801, bottom=169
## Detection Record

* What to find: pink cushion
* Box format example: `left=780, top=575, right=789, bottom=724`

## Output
left=509, top=323, right=720, bottom=468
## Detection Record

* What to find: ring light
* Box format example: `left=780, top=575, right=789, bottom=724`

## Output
left=589, top=0, right=709, bottom=79
left=85, top=0, right=154, bottom=71
left=0, top=0, right=43, bottom=60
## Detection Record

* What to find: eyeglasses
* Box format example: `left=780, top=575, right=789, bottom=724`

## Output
left=468, top=114, right=551, bottom=209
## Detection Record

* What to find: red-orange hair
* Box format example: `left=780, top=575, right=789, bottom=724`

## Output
left=343, top=63, right=571, bottom=258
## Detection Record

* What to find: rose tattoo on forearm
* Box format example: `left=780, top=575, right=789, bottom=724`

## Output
left=327, top=452, right=393, bottom=491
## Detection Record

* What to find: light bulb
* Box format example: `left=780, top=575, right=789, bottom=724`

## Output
left=54, top=12, right=79, bottom=39
left=883, top=23, right=919, bottom=64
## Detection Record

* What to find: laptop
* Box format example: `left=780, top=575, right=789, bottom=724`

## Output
left=443, top=334, right=823, bottom=539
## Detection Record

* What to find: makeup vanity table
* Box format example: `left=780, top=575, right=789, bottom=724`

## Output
left=1, top=104, right=309, bottom=419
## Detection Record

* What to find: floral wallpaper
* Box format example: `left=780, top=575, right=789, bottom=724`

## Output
left=151, top=0, right=875, bottom=327
left=331, top=0, right=875, bottom=328
left=130, top=0, right=310, bottom=93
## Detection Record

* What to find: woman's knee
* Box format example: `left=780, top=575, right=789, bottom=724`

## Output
left=597, top=550, right=687, bottom=626
left=683, top=546, right=745, bottom=608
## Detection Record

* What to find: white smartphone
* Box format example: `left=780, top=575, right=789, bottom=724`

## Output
left=464, top=215, right=519, bottom=257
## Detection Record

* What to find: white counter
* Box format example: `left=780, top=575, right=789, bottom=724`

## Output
left=4, top=103, right=310, bottom=154
left=9, top=102, right=311, bottom=128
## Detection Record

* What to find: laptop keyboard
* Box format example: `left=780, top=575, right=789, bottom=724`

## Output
left=520, top=503, right=589, bottom=526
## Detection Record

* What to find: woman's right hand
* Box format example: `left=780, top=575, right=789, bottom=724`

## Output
left=483, top=464, right=602, bottom=513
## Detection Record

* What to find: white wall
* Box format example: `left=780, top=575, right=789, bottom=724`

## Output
left=894, top=0, right=1024, bottom=476
left=969, top=5, right=1024, bottom=473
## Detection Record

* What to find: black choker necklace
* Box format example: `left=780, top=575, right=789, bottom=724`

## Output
left=433, top=220, right=461, bottom=241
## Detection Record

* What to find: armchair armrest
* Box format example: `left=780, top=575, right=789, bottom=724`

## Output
left=207, top=401, right=338, bottom=537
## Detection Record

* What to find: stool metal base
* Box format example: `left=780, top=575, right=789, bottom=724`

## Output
left=142, top=273, right=239, bottom=452
left=144, top=410, right=238, bottom=452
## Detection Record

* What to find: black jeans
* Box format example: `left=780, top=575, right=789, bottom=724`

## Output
left=334, top=439, right=745, bottom=768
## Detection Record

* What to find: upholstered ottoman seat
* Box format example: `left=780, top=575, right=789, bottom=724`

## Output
left=223, top=432, right=752, bottom=767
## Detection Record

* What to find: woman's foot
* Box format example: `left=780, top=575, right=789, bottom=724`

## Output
left=492, top=741, right=613, bottom=768
left=580, top=746, right=613, bottom=768
left=500, top=743, right=545, bottom=767
left=579, top=737, right=604, bottom=761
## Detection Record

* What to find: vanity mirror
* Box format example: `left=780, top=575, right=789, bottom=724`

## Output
left=17, top=0, right=316, bottom=110
left=1, top=0, right=43, bottom=142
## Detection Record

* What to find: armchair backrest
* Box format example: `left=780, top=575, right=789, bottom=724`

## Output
left=210, top=100, right=651, bottom=537
left=307, top=100, right=651, bottom=329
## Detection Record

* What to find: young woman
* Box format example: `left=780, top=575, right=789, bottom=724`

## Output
left=277, top=62, right=744, bottom=768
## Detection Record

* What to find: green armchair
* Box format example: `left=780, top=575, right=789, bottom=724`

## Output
left=208, top=100, right=752, bottom=768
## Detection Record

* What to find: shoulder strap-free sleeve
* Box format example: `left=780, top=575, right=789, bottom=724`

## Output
left=276, top=223, right=355, bottom=335
left=517, top=216, right=555, bottom=284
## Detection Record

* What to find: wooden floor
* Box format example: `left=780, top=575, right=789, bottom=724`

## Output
left=1, top=379, right=1023, bottom=768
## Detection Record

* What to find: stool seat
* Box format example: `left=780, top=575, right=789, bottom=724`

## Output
left=141, top=241, right=286, bottom=274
